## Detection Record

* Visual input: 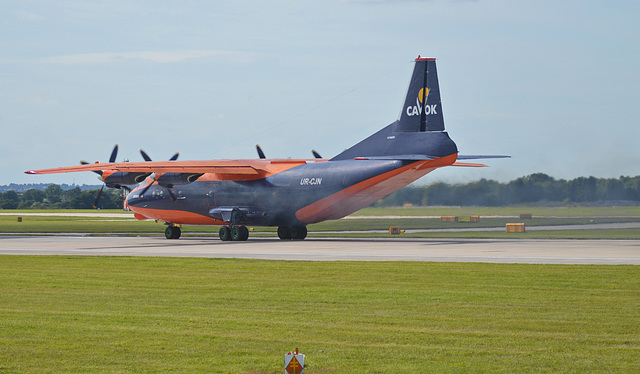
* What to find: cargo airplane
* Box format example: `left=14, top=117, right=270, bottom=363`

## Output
left=27, top=57, right=508, bottom=241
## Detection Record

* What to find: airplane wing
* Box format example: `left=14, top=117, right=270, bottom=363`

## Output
left=354, top=154, right=435, bottom=161
left=26, top=159, right=321, bottom=180
left=353, top=154, right=510, bottom=162
left=451, top=162, right=489, bottom=167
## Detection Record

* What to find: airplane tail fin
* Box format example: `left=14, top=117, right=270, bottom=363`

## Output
left=331, top=57, right=457, bottom=161
left=397, top=56, right=444, bottom=132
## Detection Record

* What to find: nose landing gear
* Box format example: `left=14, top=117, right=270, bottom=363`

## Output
left=165, top=225, right=181, bottom=239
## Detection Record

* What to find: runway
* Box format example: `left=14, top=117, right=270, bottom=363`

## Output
left=1, top=236, right=639, bottom=264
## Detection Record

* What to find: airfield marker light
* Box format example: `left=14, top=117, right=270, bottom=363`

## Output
left=284, top=347, right=305, bottom=374
left=506, top=223, right=526, bottom=232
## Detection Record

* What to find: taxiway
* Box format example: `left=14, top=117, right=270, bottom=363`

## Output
left=1, top=236, right=639, bottom=264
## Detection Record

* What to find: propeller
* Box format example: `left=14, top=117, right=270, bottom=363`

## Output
left=136, top=150, right=181, bottom=202
left=80, top=144, right=119, bottom=209
left=93, top=185, right=105, bottom=209
left=140, top=149, right=179, bottom=162
left=108, top=144, right=119, bottom=163
left=81, top=145, right=182, bottom=208
left=93, top=183, right=131, bottom=209
left=140, top=150, right=152, bottom=162
left=81, top=144, right=119, bottom=176
left=256, top=144, right=323, bottom=159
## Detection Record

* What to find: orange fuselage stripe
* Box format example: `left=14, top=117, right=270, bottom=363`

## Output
left=295, top=154, right=457, bottom=223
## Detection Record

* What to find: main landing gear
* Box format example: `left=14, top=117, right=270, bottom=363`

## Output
left=219, top=225, right=249, bottom=241
left=277, top=225, right=307, bottom=240
left=163, top=224, right=307, bottom=241
left=218, top=225, right=307, bottom=241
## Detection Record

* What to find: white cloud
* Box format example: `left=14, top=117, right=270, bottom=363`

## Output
left=36, top=50, right=254, bottom=64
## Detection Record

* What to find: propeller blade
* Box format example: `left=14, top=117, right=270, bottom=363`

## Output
left=140, top=150, right=179, bottom=161
left=81, top=160, right=103, bottom=176
left=256, top=145, right=266, bottom=159
left=109, top=144, right=119, bottom=163
left=80, top=145, right=119, bottom=175
left=140, top=149, right=152, bottom=161
left=93, top=184, right=105, bottom=209
left=312, top=150, right=322, bottom=159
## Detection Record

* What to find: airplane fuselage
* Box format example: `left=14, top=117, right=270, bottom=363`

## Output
left=126, top=152, right=458, bottom=227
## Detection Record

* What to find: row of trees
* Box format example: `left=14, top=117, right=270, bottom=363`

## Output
left=0, top=185, right=124, bottom=209
left=1, top=173, right=640, bottom=209
left=375, top=173, right=640, bottom=207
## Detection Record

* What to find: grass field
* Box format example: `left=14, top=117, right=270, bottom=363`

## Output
left=2, top=206, right=639, bottom=239
left=1, top=256, right=638, bottom=373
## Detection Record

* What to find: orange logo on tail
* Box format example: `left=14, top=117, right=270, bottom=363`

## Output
left=417, top=87, right=429, bottom=103
left=406, top=87, right=437, bottom=116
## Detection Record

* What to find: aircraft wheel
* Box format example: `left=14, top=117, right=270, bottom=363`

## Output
left=291, top=225, right=307, bottom=240
left=219, top=226, right=232, bottom=241
left=231, top=225, right=249, bottom=241
left=278, top=226, right=307, bottom=240
left=238, top=225, right=249, bottom=241
left=165, top=226, right=181, bottom=239
left=277, top=226, right=292, bottom=240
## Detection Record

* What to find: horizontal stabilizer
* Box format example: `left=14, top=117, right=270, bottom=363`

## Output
left=457, top=155, right=511, bottom=160
left=354, top=154, right=435, bottom=161
left=452, top=162, right=488, bottom=167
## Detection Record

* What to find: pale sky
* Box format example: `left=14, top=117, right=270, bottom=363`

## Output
left=2, top=0, right=639, bottom=186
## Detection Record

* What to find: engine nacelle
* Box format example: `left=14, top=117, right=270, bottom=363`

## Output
left=156, top=172, right=204, bottom=188
left=102, top=171, right=151, bottom=188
